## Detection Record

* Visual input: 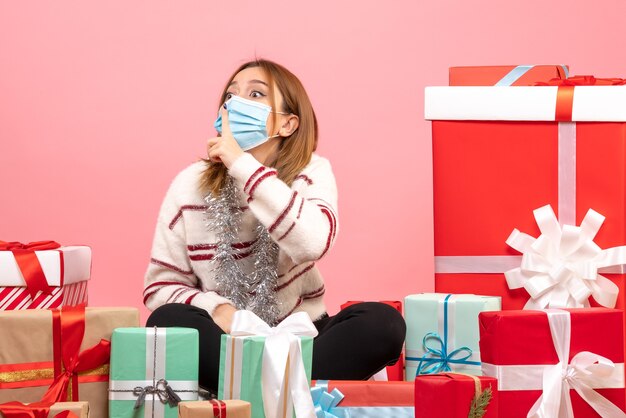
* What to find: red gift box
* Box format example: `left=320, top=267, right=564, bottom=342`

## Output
left=340, top=300, right=404, bottom=380
left=414, top=373, right=498, bottom=418
left=479, top=308, right=625, bottom=418
left=426, top=77, right=626, bottom=312
left=311, top=380, right=413, bottom=417
left=449, top=64, right=569, bottom=86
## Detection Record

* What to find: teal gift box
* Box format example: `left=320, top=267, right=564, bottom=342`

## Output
left=108, top=327, right=199, bottom=418
left=405, top=293, right=500, bottom=380
left=218, top=312, right=315, bottom=418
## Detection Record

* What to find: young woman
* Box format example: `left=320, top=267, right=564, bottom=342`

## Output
left=144, top=59, right=406, bottom=391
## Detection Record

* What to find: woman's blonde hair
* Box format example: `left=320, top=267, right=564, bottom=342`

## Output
left=201, top=59, right=318, bottom=196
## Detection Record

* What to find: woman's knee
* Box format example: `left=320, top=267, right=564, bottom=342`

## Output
left=344, top=302, right=406, bottom=351
left=146, top=303, right=210, bottom=327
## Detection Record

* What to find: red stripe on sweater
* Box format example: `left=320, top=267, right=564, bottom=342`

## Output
left=187, top=240, right=256, bottom=251
left=167, top=287, right=189, bottom=303
left=277, top=222, right=296, bottom=241
left=296, top=199, right=304, bottom=219
left=150, top=258, right=193, bottom=275
left=185, top=292, right=199, bottom=304
left=248, top=170, right=277, bottom=200
left=302, top=284, right=325, bottom=297
left=278, top=264, right=301, bottom=278
left=144, top=280, right=194, bottom=295
left=169, top=205, right=209, bottom=230
left=274, top=263, right=315, bottom=291
left=189, top=251, right=252, bottom=261
left=244, top=166, right=267, bottom=193
left=276, top=298, right=303, bottom=323
left=269, top=192, right=298, bottom=233
left=318, top=207, right=335, bottom=259
left=294, top=174, right=313, bottom=185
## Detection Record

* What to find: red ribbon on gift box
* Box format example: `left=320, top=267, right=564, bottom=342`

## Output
left=535, top=76, right=626, bottom=121
left=0, top=241, right=62, bottom=299
left=210, top=400, right=228, bottom=417
left=0, top=401, right=79, bottom=418
left=40, top=305, right=111, bottom=403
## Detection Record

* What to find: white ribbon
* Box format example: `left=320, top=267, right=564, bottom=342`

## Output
left=504, top=205, right=626, bottom=309
left=230, top=310, right=318, bottom=418
left=526, top=310, right=626, bottom=418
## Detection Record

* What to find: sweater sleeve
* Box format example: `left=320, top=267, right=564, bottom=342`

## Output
left=143, top=168, right=234, bottom=316
left=228, top=153, right=339, bottom=264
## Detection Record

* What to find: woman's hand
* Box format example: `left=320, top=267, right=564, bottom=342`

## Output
left=207, top=106, right=244, bottom=169
left=212, top=303, right=237, bottom=334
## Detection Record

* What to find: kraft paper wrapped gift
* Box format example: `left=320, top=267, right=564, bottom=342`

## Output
left=426, top=75, right=626, bottom=311
left=404, top=293, right=500, bottom=380
left=414, top=373, right=497, bottom=418
left=449, top=64, right=568, bottom=86
left=340, top=301, right=404, bottom=381
left=311, top=380, right=414, bottom=417
left=108, top=327, right=199, bottom=418
left=218, top=311, right=315, bottom=418
left=0, top=401, right=89, bottom=418
left=0, top=242, right=91, bottom=310
left=179, top=400, right=250, bottom=418
left=0, top=306, right=139, bottom=418
left=479, top=308, right=626, bottom=417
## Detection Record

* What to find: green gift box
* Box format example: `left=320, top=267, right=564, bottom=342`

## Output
left=404, top=293, right=501, bottom=380
left=218, top=312, right=315, bottom=418
left=108, top=327, right=199, bottom=418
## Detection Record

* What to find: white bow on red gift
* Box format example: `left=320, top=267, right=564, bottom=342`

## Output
left=230, top=310, right=318, bottom=418
left=505, top=205, right=626, bottom=309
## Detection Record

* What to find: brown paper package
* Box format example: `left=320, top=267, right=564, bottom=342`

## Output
left=179, top=400, right=251, bottom=418
left=0, top=308, right=139, bottom=418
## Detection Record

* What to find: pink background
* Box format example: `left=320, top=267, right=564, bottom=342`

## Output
left=2, top=1, right=626, bottom=322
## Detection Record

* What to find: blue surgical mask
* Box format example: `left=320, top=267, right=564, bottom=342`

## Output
left=213, top=95, right=287, bottom=151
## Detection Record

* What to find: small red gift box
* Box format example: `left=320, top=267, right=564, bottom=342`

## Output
left=340, top=300, right=404, bottom=380
left=479, top=308, right=626, bottom=417
left=414, top=373, right=497, bottom=418
left=311, top=380, right=414, bottom=417
left=449, top=64, right=568, bottom=86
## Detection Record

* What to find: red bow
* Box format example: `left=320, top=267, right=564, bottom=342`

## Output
left=533, top=75, right=626, bottom=121
left=0, top=241, right=61, bottom=299
left=0, top=402, right=78, bottom=418
left=39, top=305, right=111, bottom=403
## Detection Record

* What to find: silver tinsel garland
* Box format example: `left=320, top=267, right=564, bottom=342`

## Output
left=204, top=175, right=281, bottom=325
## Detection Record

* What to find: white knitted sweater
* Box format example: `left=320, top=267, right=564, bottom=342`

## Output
left=143, top=152, right=338, bottom=323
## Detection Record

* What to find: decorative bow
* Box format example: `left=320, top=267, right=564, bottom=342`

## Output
left=527, top=310, right=626, bottom=418
left=230, top=310, right=318, bottom=418
left=505, top=205, right=625, bottom=309
left=310, top=386, right=345, bottom=418
left=132, top=379, right=182, bottom=409
left=40, top=305, right=112, bottom=403
left=0, top=240, right=61, bottom=298
left=0, top=402, right=79, bottom=418
left=417, top=332, right=475, bottom=375
left=535, top=75, right=626, bottom=86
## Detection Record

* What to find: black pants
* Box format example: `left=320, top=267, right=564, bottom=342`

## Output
left=146, top=302, right=406, bottom=391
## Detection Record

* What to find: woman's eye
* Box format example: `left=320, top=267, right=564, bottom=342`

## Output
left=225, top=92, right=233, bottom=100
left=250, top=91, right=265, bottom=98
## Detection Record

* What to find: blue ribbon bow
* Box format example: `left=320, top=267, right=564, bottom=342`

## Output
left=311, top=385, right=348, bottom=418
left=408, top=294, right=481, bottom=376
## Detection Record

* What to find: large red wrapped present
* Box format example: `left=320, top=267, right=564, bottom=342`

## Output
left=449, top=64, right=568, bottom=86
left=426, top=75, right=626, bottom=312
left=479, top=308, right=626, bottom=417
left=0, top=241, right=90, bottom=310
left=414, top=373, right=497, bottom=418
left=340, top=300, right=404, bottom=380
left=311, top=380, right=413, bottom=417
left=0, top=305, right=139, bottom=418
